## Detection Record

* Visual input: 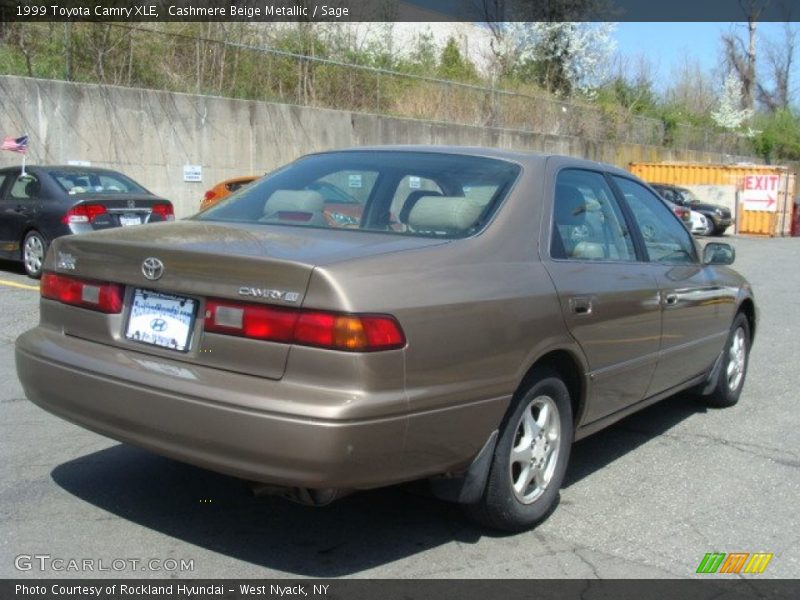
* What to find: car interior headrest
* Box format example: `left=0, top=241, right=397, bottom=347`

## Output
left=400, top=190, right=443, bottom=224
left=572, top=241, right=605, bottom=260
left=407, top=196, right=484, bottom=232
left=263, top=190, right=325, bottom=217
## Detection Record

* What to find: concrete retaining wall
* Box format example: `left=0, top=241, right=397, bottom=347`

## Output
left=0, top=76, right=759, bottom=218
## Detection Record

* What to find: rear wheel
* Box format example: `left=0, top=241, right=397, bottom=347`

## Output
left=22, top=230, right=47, bottom=279
left=464, top=368, right=573, bottom=531
left=701, top=219, right=714, bottom=236
left=703, top=313, right=750, bottom=408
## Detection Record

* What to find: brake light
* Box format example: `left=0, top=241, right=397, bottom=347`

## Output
left=151, top=203, right=175, bottom=221
left=205, top=300, right=297, bottom=342
left=204, top=299, right=405, bottom=352
left=203, top=190, right=216, bottom=202
left=61, top=204, right=107, bottom=225
left=41, top=273, right=123, bottom=313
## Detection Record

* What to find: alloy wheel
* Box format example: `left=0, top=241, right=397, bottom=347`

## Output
left=509, top=395, right=561, bottom=504
left=23, top=234, right=44, bottom=276
left=727, top=327, right=747, bottom=392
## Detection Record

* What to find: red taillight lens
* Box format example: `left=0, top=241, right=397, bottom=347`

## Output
left=41, top=273, right=123, bottom=313
left=151, top=203, right=175, bottom=221
left=205, top=300, right=298, bottom=342
left=61, top=204, right=107, bottom=225
left=204, top=299, right=405, bottom=352
left=203, top=190, right=216, bottom=202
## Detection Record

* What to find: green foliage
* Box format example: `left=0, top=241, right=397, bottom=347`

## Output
left=750, top=110, right=800, bottom=162
left=595, top=77, right=658, bottom=116
left=438, top=37, right=477, bottom=82
left=0, top=22, right=783, bottom=159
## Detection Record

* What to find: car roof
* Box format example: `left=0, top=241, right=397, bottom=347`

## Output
left=312, top=145, right=633, bottom=176
left=0, top=165, right=128, bottom=177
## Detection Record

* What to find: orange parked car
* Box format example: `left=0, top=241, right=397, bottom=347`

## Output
left=199, top=176, right=258, bottom=210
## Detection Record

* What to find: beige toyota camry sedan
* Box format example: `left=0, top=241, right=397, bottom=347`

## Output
left=16, top=147, right=755, bottom=531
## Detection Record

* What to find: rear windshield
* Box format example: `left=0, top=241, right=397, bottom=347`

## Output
left=194, top=151, right=521, bottom=239
left=50, top=170, right=146, bottom=195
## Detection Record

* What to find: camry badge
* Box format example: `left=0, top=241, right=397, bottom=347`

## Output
left=238, top=287, right=300, bottom=303
left=57, top=252, right=76, bottom=271
left=142, top=257, right=165, bottom=281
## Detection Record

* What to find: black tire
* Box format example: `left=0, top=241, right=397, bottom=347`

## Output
left=703, top=313, right=750, bottom=408
left=701, top=219, right=715, bottom=237
left=464, top=367, right=573, bottom=532
left=22, top=230, right=47, bottom=279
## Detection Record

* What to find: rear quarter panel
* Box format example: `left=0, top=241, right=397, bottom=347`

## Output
left=301, top=159, right=583, bottom=474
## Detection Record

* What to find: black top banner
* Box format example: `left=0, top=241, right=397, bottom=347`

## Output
left=1, top=0, right=799, bottom=22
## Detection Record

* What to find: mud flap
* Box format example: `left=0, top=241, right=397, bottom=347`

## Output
left=428, top=430, right=498, bottom=504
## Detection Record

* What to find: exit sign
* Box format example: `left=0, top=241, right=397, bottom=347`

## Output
left=741, top=174, right=781, bottom=212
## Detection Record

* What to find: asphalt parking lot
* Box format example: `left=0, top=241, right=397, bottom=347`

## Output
left=1, top=236, right=799, bottom=579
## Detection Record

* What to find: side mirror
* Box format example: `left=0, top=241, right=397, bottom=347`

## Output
left=703, top=242, right=735, bottom=265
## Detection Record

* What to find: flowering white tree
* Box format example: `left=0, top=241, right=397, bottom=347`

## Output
left=486, top=22, right=616, bottom=96
left=712, top=71, right=754, bottom=130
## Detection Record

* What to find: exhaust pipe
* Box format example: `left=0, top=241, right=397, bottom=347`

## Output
left=247, top=483, right=351, bottom=506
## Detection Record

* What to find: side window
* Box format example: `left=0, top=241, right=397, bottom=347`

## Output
left=9, top=174, right=40, bottom=201
left=612, top=177, right=697, bottom=264
left=0, top=174, right=7, bottom=196
left=657, top=187, right=675, bottom=203
left=551, top=169, right=636, bottom=261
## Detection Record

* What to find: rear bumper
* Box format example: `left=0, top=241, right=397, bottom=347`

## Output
left=711, top=217, right=732, bottom=231
left=16, top=327, right=503, bottom=490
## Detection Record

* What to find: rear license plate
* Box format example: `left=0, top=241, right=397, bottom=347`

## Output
left=125, top=289, right=196, bottom=352
left=119, top=214, right=141, bottom=227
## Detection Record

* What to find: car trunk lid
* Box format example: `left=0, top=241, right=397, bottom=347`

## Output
left=65, top=194, right=172, bottom=229
left=44, top=221, right=445, bottom=379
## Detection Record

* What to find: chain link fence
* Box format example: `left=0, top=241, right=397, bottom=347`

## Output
left=0, top=22, right=752, bottom=155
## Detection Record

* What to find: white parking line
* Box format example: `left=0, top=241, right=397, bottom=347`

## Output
left=0, top=278, right=39, bottom=291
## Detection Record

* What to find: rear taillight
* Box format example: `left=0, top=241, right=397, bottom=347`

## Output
left=204, top=299, right=405, bottom=352
left=151, top=203, right=175, bottom=221
left=61, top=204, right=107, bottom=225
left=41, top=273, right=123, bottom=313
left=203, top=190, right=216, bottom=202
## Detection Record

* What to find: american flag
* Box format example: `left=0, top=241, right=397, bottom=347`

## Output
left=1, top=135, right=28, bottom=154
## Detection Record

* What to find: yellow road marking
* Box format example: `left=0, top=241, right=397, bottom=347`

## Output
left=0, top=278, right=39, bottom=291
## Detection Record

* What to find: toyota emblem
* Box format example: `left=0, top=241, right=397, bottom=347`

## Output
left=142, top=257, right=165, bottom=281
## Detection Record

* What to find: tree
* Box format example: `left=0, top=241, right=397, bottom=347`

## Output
left=712, top=71, right=754, bottom=130
left=479, top=0, right=601, bottom=82
left=483, top=22, right=615, bottom=96
left=662, top=56, right=717, bottom=119
left=750, top=109, right=800, bottom=161
left=721, top=0, right=768, bottom=110
left=757, top=22, right=796, bottom=112
left=438, top=36, right=477, bottom=81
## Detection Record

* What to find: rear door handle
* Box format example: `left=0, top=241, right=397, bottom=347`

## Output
left=569, top=296, right=593, bottom=315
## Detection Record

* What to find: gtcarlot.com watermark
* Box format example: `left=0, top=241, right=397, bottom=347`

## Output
left=15, top=554, right=194, bottom=573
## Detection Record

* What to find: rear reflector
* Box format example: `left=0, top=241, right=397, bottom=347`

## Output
left=61, top=204, right=107, bottom=225
left=41, top=273, right=123, bottom=313
left=205, top=299, right=405, bottom=352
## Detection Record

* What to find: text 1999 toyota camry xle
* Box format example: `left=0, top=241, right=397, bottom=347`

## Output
left=16, top=148, right=755, bottom=531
